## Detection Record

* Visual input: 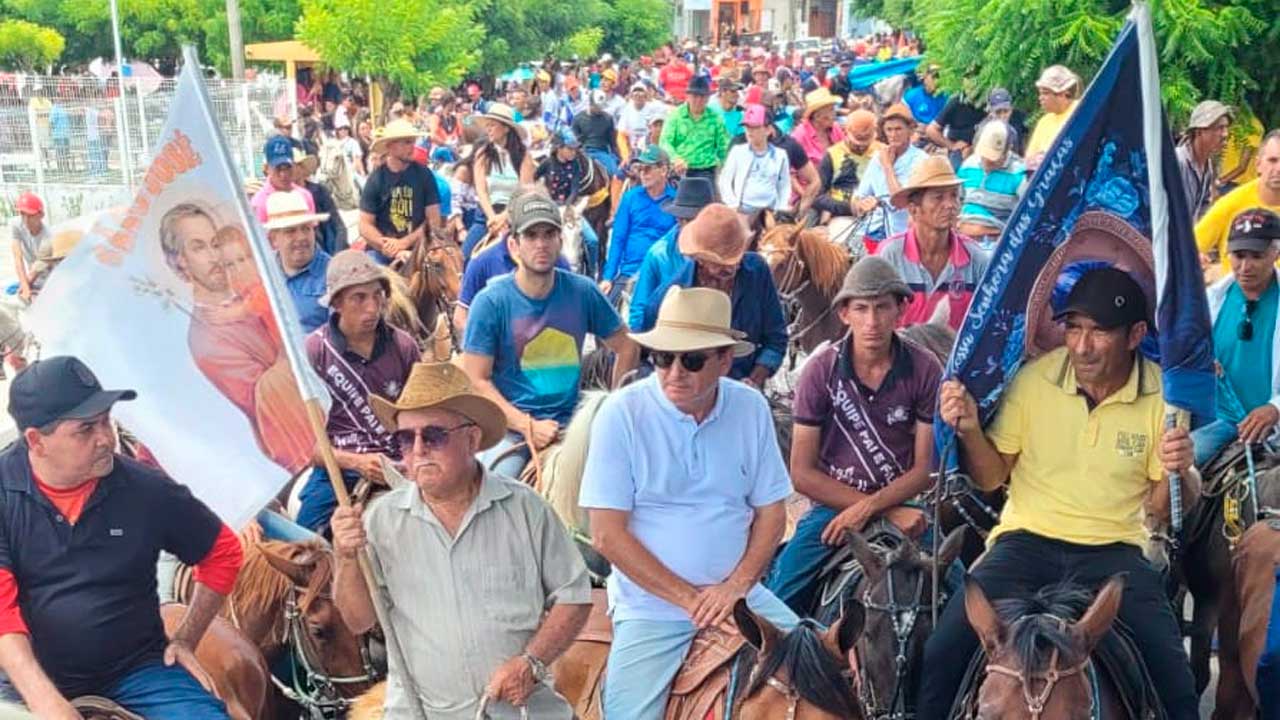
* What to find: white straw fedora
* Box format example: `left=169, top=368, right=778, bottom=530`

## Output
left=262, top=190, right=330, bottom=231
left=631, top=286, right=755, bottom=357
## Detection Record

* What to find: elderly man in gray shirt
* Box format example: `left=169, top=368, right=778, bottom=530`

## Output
left=331, top=362, right=591, bottom=719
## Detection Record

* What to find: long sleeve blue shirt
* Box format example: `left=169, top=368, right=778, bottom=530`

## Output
left=604, top=185, right=678, bottom=282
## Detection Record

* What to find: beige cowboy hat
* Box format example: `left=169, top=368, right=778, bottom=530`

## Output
left=677, top=203, right=748, bottom=266
left=290, top=148, right=320, bottom=180
left=263, top=189, right=330, bottom=231
left=890, top=155, right=963, bottom=209
left=480, top=103, right=529, bottom=143
left=371, top=362, right=506, bottom=451
left=802, top=87, right=841, bottom=119
left=632, top=286, right=755, bottom=357
left=371, top=118, right=422, bottom=154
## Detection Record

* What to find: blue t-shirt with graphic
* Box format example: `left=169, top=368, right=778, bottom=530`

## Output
left=464, top=269, right=622, bottom=424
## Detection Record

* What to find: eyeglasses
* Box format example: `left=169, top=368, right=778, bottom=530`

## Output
left=394, top=422, right=476, bottom=451
left=1239, top=299, right=1258, bottom=341
left=652, top=351, right=712, bottom=372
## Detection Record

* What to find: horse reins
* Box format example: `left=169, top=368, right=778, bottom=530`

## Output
left=419, top=241, right=462, bottom=355
left=275, top=584, right=383, bottom=715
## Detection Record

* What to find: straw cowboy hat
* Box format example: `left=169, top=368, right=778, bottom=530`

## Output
left=480, top=103, right=529, bottom=142
left=889, top=155, right=964, bottom=209
left=262, top=189, right=330, bottom=231
left=677, top=203, right=748, bottom=266
left=370, top=362, right=506, bottom=451
left=631, top=286, right=755, bottom=357
left=371, top=119, right=422, bottom=154
left=802, top=87, right=841, bottom=119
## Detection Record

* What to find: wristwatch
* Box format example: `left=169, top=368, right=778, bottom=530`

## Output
left=522, top=652, right=550, bottom=683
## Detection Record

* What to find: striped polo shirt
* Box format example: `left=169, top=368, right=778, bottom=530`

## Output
left=957, top=154, right=1028, bottom=233
left=874, top=228, right=993, bottom=331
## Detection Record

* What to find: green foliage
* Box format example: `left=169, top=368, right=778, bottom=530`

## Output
left=0, top=19, right=65, bottom=71
left=562, top=28, right=605, bottom=59
left=600, top=0, right=671, bottom=58
left=470, top=0, right=608, bottom=77
left=297, top=0, right=481, bottom=94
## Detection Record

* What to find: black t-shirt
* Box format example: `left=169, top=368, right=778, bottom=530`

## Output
left=572, top=111, right=617, bottom=153
left=359, top=162, right=441, bottom=239
left=0, top=444, right=222, bottom=697
left=932, top=97, right=986, bottom=145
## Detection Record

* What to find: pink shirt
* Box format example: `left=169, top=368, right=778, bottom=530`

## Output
left=874, top=227, right=993, bottom=331
left=251, top=183, right=315, bottom=224
left=791, top=119, right=845, bottom=167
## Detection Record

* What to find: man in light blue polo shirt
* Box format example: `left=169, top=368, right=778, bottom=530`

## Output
left=264, top=189, right=331, bottom=332
left=579, top=286, right=797, bottom=720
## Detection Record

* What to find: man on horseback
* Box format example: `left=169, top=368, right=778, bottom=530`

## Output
left=767, top=257, right=941, bottom=613
left=1193, top=208, right=1280, bottom=467
left=331, top=362, right=591, bottom=719
left=296, top=250, right=421, bottom=533
left=534, top=129, right=602, bottom=277
left=579, top=287, right=799, bottom=720
left=461, top=190, right=638, bottom=478
left=0, top=357, right=242, bottom=719
left=601, top=146, right=677, bottom=306
left=358, top=120, right=443, bottom=267
left=814, top=109, right=881, bottom=221
left=265, top=190, right=332, bottom=333
left=920, top=267, right=1201, bottom=719
left=659, top=75, right=730, bottom=186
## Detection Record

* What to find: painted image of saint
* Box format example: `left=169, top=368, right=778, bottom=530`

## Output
left=158, top=202, right=315, bottom=473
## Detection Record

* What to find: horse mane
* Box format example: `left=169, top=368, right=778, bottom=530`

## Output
left=795, top=228, right=850, bottom=299
left=383, top=267, right=425, bottom=338
left=541, top=389, right=609, bottom=535
left=743, top=618, right=862, bottom=718
left=229, top=541, right=296, bottom=644
left=898, top=323, right=956, bottom=368
left=994, top=582, right=1095, bottom=674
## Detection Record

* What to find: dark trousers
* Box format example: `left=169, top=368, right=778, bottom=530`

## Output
left=915, top=531, right=1198, bottom=720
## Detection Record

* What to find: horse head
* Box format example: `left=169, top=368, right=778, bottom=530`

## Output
left=846, top=526, right=965, bottom=719
left=966, top=576, right=1124, bottom=720
left=734, top=598, right=866, bottom=720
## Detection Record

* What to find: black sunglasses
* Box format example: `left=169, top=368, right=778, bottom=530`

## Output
left=1239, top=299, right=1258, bottom=341
left=394, top=422, right=476, bottom=451
left=652, top=350, right=713, bottom=372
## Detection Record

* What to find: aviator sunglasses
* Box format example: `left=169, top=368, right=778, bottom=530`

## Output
left=1239, top=299, right=1258, bottom=341
left=394, top=422, right=476, bottom=450
left=652, top=351, right=712, bottom=372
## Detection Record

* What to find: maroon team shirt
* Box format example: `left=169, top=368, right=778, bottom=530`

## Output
left=793, top=334, right=942, bottom=493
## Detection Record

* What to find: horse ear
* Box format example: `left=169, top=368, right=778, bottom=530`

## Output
left=260, top=543, right=318, bottom=588
left=824, top=598, right=865, bottom=660
left=964, top=577, right=1006, bottom=657
left=734, top=599, right=780, bottom=655
left=845, top=530, right=885, bottom=584
left=934, top=526, right=968, bottom=574
left=927, top=298, right=951, bottom=328
left=1072, top=575, right=1125, bottom=652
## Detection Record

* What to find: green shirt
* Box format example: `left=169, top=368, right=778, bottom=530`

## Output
left=660, top=103, right=731, bottom=170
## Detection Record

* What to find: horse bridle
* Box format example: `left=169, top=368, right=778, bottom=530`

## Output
left=984, top=638, right=1091, bottom=720
left=762, top=240, right=835, bottom=367
left=857, top=567, right=943, bottom=720
left=417, top=240, right=462, bottom=354
left=275, top=584, right=383, bottom=717
left=923, top=469, right=1000, bottom=541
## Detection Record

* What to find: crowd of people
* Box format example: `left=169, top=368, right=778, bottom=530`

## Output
left=1, top=25, right=1278, bottom=720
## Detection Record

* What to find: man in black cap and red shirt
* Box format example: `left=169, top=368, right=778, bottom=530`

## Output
left=921, top=266, right=1201, bottom=719
left=0, top=356, right=241, bottom=719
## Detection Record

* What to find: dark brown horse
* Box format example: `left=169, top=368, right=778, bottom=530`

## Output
left=759, top=224, right=855, bottom=357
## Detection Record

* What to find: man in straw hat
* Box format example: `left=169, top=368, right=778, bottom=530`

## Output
left=791, top=87, right=845, bottom=167
left=462, top=189, right=638, bottom=479
left=634, top=203, right=787, bottom=388
left=767, top=257, right=943, bottom=612
left=251, top=135, right=317, bottom=225
left=295, top=249, right=421, bottom=533
left=875, top=154, right=992, bottom=330
left=579, top=287, right=798, bottom=719
left=815, top=108, right=881, bottom=219
left=1025, top=64, right=1082, bottom=171
left=359, top=118, right=442, bottom=266
left=263, top=190, right=332, bottom=333
left=332, top=362, right=590, bottom=719
left=658, top=74, right=730, bottom=183
left=922, top=266, right=1201, bottom=719
left=852, top=102, right=927, bottom=239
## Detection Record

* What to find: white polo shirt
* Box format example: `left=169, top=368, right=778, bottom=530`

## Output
left=579, top=374, right=793, bottom=622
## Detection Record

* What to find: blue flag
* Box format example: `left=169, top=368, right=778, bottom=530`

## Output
left=936, top=4, right=1215, bottom=467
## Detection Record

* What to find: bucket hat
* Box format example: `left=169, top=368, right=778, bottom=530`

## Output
left=321, top=249, right=391, bottom=307
left=832, top=256, right=912, bottom=307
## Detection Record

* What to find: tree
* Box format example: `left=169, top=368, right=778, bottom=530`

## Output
left=0, top=19, right=65, bottom=71
left=298, top=0, right=481, bottom=100
left=599, top=0, right=671, bottom=58
left=470, top=0, right=608, bottom=77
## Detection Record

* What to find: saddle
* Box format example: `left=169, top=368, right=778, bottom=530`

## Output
left=569, top=591, right=748, bottom=720
left=71, top=696, right=144, bottom=720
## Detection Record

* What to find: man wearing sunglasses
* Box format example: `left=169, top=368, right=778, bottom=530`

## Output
left=1194, top=208, right=1280, bottom=467
left=767, top=257, right=942, bottom=613
left=332, top=362, right=590, bottom=719
left=579, top=286, right=797, bottom=720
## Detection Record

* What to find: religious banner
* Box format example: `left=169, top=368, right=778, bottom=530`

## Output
left=936, top=3, right=1215, bottom=465
left=28, top=50, right=327, bottom=529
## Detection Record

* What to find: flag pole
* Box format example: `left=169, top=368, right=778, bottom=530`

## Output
left=178, top=46, right=428, bottom=719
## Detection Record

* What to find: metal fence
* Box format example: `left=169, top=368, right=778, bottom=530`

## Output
left=0, top=73, right=289, bottom=223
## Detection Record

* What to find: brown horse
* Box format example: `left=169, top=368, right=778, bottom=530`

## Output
left=1215, top=518, right=1280, bottom=719
left=176, top=540, right=379, bottom=718
left=384, top=237, right=463, bottom=359
left=157, top=604, right=274, bottom=720
left=759, top=224, right=855, bottom=357
left=962, top=577, right=1132, bottom=719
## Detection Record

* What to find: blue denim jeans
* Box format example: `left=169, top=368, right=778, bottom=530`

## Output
left=257, top=508, right=322, bottom=544
left=462, top=216, right=490, bottom=262
left=585, top=148, right=620, bottom=179
left=478, top=431, right=530, bottom=479
left=1191, top=418, right=1238, bottom=468
left=603, top=588, right=798, bottom=720
left=295, top=466, right=362, bottom=535
left=579, top=220, right=600, bottom=278
left=0, top=660, right=228, bottom=718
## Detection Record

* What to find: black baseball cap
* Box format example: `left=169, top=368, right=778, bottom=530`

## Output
left=1051, top=267, right=1149, bottom=330
left=9, top=356, right=136, bottom=431
left=1227, top=208, right=1280, bottom=253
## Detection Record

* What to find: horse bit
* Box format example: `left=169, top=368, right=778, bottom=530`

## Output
left=277, top=585, right=383, bottom=718
left=983, top=619, right=1091, bottom=720
left=859, top=566, right=941, bottom=720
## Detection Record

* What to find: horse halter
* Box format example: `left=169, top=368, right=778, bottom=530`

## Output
left=858, top=566, right=940, bottom=720
left=276, top=584, right=383, bottom=715
left=983, top=623, right=1091, bottom=720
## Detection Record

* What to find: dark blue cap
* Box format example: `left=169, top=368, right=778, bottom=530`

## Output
left=9, top=357, right=136, bottom=431
left=264, top=135, right=295, bottom=168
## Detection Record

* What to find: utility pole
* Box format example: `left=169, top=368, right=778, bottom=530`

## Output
left=226, top=0, right=245, bottom=79
left=108, top=0, right=135, bottom=191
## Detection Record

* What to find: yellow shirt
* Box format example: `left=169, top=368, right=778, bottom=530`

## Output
left=985, top=347, right=1164, bottom=549
left=1195, top=179, right=1280, bottom=272
left=1024, top=100, right=1080, bottom=161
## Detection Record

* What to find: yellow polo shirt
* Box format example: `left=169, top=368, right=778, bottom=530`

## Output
left=1195, top=179, right=1280, bottom=272
left=1025, top=101, right=1080, bottom=161
left=985, top=347, right=1164, bottom=549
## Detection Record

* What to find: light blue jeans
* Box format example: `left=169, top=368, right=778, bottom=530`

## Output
left=478, top=430, right=531, bottom=479
left=1191, top=418, right=1239, bottom=468
left=603, top=587, right=799, bottom=720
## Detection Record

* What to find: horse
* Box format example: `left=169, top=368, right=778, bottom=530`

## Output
left=759, top=224, right=857, bottom=359
left=959, top=577, right=1150, bottom=720
left=384, top=265, right=455, bottom=362
left=1215, top=517, right=1280, bottom=719
left=404, top=236, right=464, bottom=357
left=175, top=540, right=380, bottom=718
left=157, top=604, right=274, bottom=720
